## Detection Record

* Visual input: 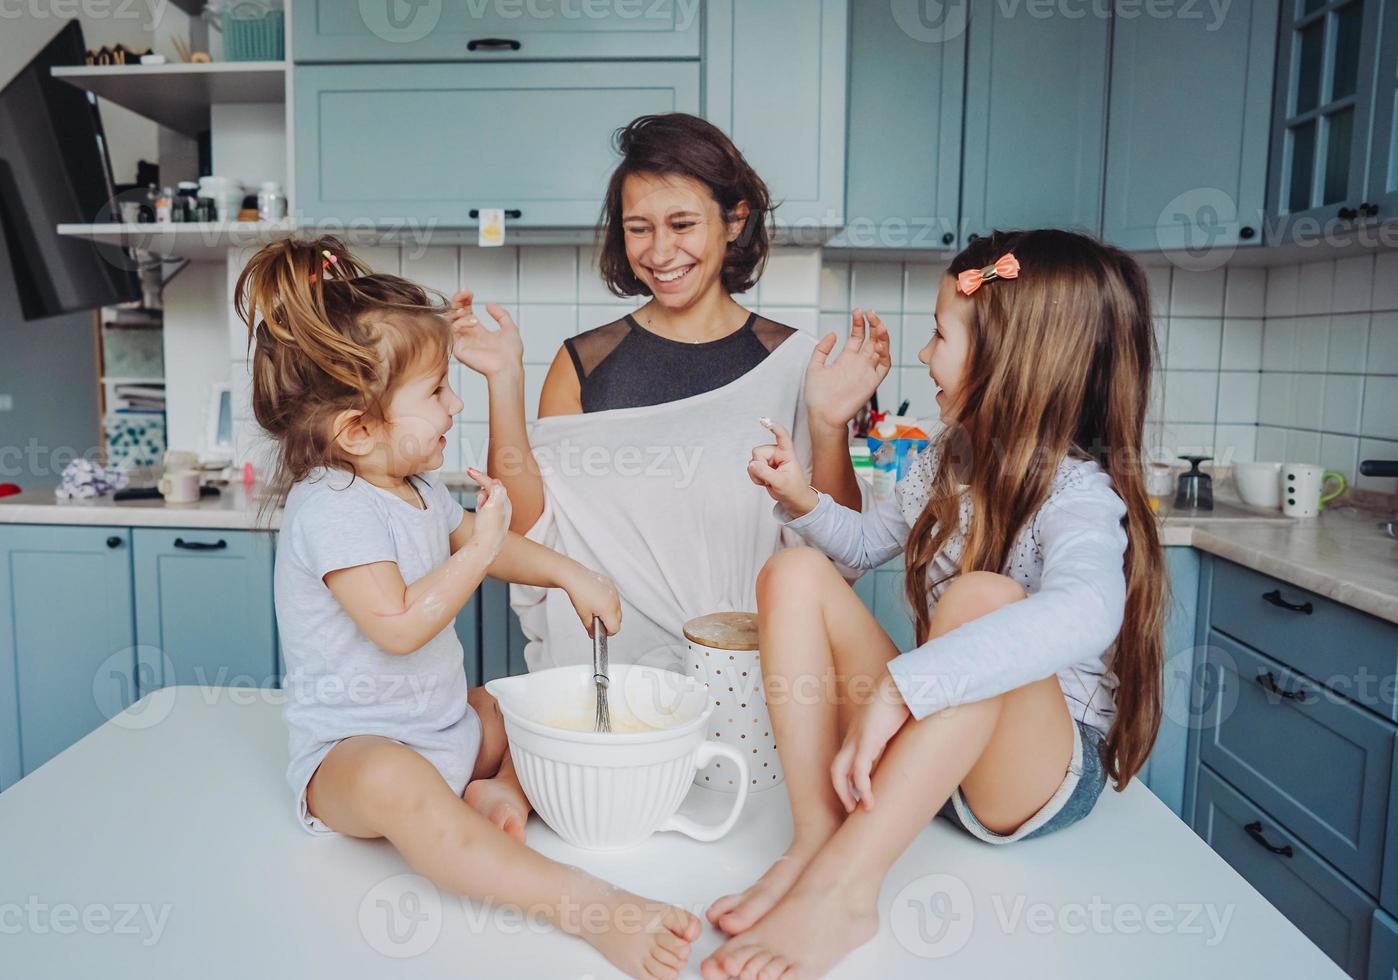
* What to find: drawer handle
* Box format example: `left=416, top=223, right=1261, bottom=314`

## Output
left=174, top=538, right=227, bottom=551
left=469, top=208, right=522, bottom=219
left=1256, top=671, right=1309, bottom=703
left=467, top=38, right=521, bottom=51
left=1262, top=589, right=1313, bottom=615
left=1244, top=821, right=1294, bottom=857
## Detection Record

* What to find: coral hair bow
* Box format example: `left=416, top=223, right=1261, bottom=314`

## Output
left=956, top=253, right=1021, bottom=296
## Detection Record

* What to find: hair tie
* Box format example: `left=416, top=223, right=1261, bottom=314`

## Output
left=308, top=249, right=339, bottom=283
left=956, top=252, right=1020, bottom=296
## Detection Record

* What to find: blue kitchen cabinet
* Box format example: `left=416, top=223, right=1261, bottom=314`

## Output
left=0, top=525, right=136, bottom=787
left=958, top=0, right=1110, bottom=242
left=1385, top=733, right=1398, bottom=914
left=872, top=560, right=916, bottom=654
left=1267, top=0, right=1395, bottom=240
left=1373, top=910, right=1398, bottom=980
left=131, top=529, right=278, bottom=695
left=293, top=61, right=700, bottom=228
left=1138, top=547, right=1202, bottom=817
left=292, top=0, right=701, bottom=62
left=1367, top=6, right=1398, bottom=221
left=1102, top=0, right=1278, bottom=251
left=828, top=0, right=964, bottom=249
left=704, top=0, right=848, bottom=230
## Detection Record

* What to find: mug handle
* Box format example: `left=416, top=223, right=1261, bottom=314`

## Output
left=661, top=741, right=750, bottom=842
left=1319, top=471, right=1347, bottom=510
left=157, top=474, right=172, bottom=497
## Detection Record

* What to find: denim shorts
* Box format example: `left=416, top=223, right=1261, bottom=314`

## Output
left=936, top=719, right=1108, bottom=844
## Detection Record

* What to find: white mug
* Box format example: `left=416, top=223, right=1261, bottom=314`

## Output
left=158, top=470, right=201, bottom=504
left=683, top=613, right=785, bottom=793
left=1280, top=463, right=1346, bottom=518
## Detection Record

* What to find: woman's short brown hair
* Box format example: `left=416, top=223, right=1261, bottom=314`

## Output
left=596, top=113, right=774, bottom=298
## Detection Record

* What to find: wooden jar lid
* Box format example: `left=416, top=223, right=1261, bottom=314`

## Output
left=683, top=611, right=759, bottom=651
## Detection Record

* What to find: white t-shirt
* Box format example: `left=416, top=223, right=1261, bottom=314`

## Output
left=782, top=441, right=1128, bottom=732
left=276, top=469, right=479, bottom=831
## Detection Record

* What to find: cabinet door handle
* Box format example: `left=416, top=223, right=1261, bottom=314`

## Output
left=1262, top=589, right=1312, bottom=614
left=941, top=232, right=954, bottom=245
left=1360, top=202, right=1380, bottom=218
left=1239, top=225, right=1256, bottom=240
left=1338, top=206, right=1359, bottom=220
left=173, top=537, right=227, bottom=551
left=106, top=535, right=123, bottom=549
left=1244, top=821, right=1294, bottom=857
left=469, top=208, right=522, bottom=219
left=467, top=38, right=521, bottom=51
left=1256, top=670, right=1310, bottom=703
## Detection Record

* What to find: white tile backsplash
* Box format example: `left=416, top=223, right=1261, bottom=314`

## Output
left=849, top=262, right=903, bottom=312
left=1169, top=268, right=1225, bottom=318
left=1332, top=256, right=1374, bottom=313
left=516, top=304, right=578, bottom=365
left=1296, top=260, right=1334, bottom=315
left=759, top=249, right=821, bottom=306
left=1166, top=318, right=1222, bottom=370
left=1223, top=267, right=1266, bottom=318
left=1220, top=319, right=1263, bottom=370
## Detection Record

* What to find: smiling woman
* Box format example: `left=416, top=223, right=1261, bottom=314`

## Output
left=452, top=113, right=892, bottom=672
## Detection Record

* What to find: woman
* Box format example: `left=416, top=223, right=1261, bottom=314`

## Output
left=452, top=112, right=890, bottom=671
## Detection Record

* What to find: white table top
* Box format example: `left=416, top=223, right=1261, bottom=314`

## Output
left=0, top=686, right=1341, bottom=979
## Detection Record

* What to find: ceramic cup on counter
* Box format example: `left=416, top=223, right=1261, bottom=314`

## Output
left=1233, top=461, right=1283, bottom=510
left=1281, top=464, right=1346, bottom=518
left=485, top=664, right=749, bottom=850
left=157, top=469, right=201, bottom=504
left=683, top=612, right=784, bottom=793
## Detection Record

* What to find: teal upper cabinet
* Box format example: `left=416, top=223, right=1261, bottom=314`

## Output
left=829, top=0, right=965, bottom=249
left=704, top=0, right=848, bottom=230
left=292, top=0, right=701, bottom=62
left=1368, top=4, right=1398, bottom=219
left=1267, top=0, right=1394, bottom=238
left=1103, top=1, right=1278, bottom=252
left=959, top=0, right=1110, bottom=242
left=293, top=61, right=699, bottom=227
left=0, top=526, right=136, bottom=785
left=131, top=530, right=278, bottom=695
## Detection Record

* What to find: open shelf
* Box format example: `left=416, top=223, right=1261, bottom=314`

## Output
left=51, top=62, right=285, bottom=136
left=58, top=222, right=298, bottom=262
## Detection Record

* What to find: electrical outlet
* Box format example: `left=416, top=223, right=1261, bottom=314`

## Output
left=0, top=394, right=12, bottom=412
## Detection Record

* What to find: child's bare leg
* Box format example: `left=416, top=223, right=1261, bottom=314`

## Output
left=462, top=686, right=531, bottom=843
left=707, top=547, right=899, bottom=935
left=308, top=736, right=700, bottom=980
left=702, top=572, right=1076, bottom=980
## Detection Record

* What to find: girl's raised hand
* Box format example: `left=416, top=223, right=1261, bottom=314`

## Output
left=803, top=308, right=892, bottom=432
left=748, top=420, right=818, bottom=517
left=830, top=675, right=911, bottom=813
left=466, top=467, right=512, bottom=562
left=450, top=290, right=524, bottom=379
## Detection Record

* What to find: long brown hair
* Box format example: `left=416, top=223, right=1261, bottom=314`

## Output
left=233, top=236, right=450, bottom=509
left=904, top=229, right=1166, bottom=788
left=597, top=112, right=774, bottom=297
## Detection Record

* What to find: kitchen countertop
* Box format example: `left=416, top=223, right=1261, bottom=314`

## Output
left=0, top=685, right=1341, bottom=979
left=3, top=477, right=1395, bottom=624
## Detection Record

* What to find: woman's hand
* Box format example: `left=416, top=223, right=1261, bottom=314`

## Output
left=466, top=467, right=512, bottom=563
left=804, top=309, right=892, bottom=432
left=450, top=290, right=524, bottom=380
left=830, top=674, right=911, bottom=812
left=560, top=563, right=622, bottom=638
left=748, top=421, right=819, bottom=517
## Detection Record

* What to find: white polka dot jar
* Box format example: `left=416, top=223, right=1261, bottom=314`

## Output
left=682, top=612, right=784, bottom=793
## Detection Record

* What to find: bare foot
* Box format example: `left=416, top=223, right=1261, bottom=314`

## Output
left=568, top=885, right=702, bottom=980
left=463, top=776, right=530, bottom=844
left=705, top=844, right=819, bottom=936
left=700, top=877, right=878, bottom=980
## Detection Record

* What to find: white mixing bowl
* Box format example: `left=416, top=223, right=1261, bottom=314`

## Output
left=485, top=664, right=750, bottom=850
left=1234, top=461, right=1283, bottom=509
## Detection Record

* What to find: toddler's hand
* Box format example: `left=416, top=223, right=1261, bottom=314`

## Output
left=563, top=564, right=622, bottom=638
left=748, top=420, right=818, bottom=517
left=450, top=291, right=524, bottom=379
left=466, top=467, right=511, bottom=562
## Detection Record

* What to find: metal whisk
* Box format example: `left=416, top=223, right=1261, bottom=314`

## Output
left=592, top=617, right=611, bottom=733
